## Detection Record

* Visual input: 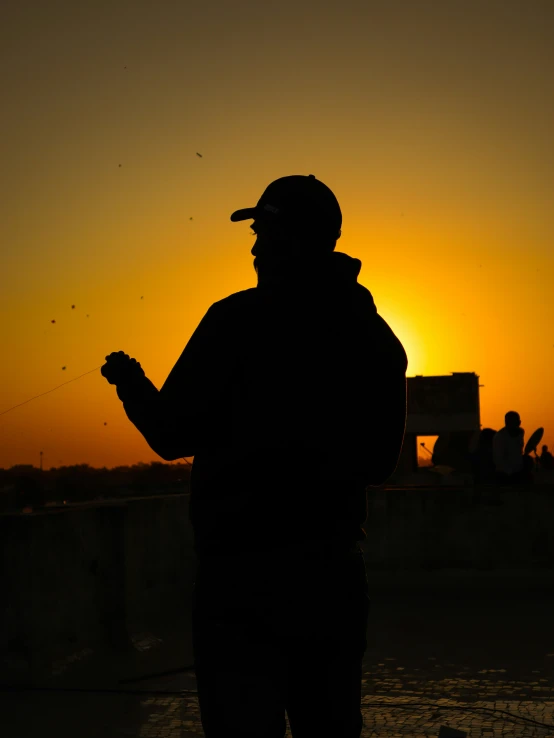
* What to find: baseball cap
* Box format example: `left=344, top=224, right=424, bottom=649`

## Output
left=230, top=174, right=342, bottom=239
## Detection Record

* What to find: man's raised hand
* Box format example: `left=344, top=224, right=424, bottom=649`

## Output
left=101, top=351, right=145, bottom=386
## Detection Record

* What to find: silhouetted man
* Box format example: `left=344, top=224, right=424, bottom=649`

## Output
left=492, top=411, right=532, bottom=485
left=470, top=428, right=497, bottom=486
left=101, top=174, right=408, bottom=738
left=540, top=445, right=554, bottom=471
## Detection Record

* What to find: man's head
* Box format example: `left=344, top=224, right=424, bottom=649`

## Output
left=230, top=174, right=342, bottom=282
left=505, top=411, right=521, bottom=430
left=542, top=445, right=548, bottom=453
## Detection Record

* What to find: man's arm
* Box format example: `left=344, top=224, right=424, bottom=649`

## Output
left=117, top=303, right=229, bottom=461
left=116, top=375, right=181, bottom=461
left=324, top=313, right=408, bottom=488
left=363, top=367, right=407, bottom=488
left=363, top=313, right=408, bottom=487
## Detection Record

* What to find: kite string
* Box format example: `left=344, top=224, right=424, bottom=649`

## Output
left=0, top=363, right=193, bottom=466
left=0, top=366, right=103, bottom=417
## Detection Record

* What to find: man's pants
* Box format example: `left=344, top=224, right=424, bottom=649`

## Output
left=192, top=544, right=370, bottom=738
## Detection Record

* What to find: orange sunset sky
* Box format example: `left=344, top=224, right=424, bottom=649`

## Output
left=1, top=0, right=553, bottom=470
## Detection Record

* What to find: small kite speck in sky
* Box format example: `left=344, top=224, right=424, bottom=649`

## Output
left=118, top=164, right=122, bottom=167
left=86, top=314, right=89, bottom=318
left=104, top=422, right=108, bottom=426
left=196, top=152, right=203, bottom=158
left=51, top=320, right=56, bottom=324
left=141, top=296, right=143, bottom=299
left=62, top=366, right=66, bottom=370
left=71, top=305, right=75, bottom=309
left=189, top=217, right=193, bottom=220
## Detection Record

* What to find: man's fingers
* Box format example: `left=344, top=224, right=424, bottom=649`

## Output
left=102, top=352, right=143, bottom=387
left=105, top=351, right=130, bottom=361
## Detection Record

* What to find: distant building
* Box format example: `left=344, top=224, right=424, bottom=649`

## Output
left=394, top=372, right=481, bottom=478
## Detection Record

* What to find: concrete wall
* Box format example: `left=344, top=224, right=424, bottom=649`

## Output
left=365, top=485, right=554, bottom=571
left=2, top=485, right=553, bottom=684
left=0, top=495, right=195, bottom=684
left=123, top=495, right=196, bottom=629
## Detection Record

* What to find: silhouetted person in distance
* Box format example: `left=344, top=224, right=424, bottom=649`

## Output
left=492, top=411, right=533, bottom=485
left=101, top=174, right=408, bottom=738
left=470, top=428, right=497, bottom=486
left=540, top=445, right=554, bottom=471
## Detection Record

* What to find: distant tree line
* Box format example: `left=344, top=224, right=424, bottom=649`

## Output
left=0, top=462, right=191, bottom=512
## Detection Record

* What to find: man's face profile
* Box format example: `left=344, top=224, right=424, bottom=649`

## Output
left=251, top=220, right=294, bottom=280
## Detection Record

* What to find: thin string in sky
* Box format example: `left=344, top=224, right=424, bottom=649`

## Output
left=0, top=366, right=103, bottom=417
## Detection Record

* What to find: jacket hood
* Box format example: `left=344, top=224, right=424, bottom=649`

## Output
left=309, top=251, right=378, bottom=316
left=257, top=250, right=376, bottom=309
left=328, top=250, right=362, bottom=278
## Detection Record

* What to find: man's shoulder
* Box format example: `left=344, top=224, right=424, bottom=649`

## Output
left=205, top=288, right=258, bottom=321
left=211, top=288, right=257, bottom=311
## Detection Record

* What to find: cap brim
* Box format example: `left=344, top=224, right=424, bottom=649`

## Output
left=230, top=207, right=257, bottom=222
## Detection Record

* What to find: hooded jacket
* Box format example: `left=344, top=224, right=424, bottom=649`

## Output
left=116, top=251, right=408, bottom=557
